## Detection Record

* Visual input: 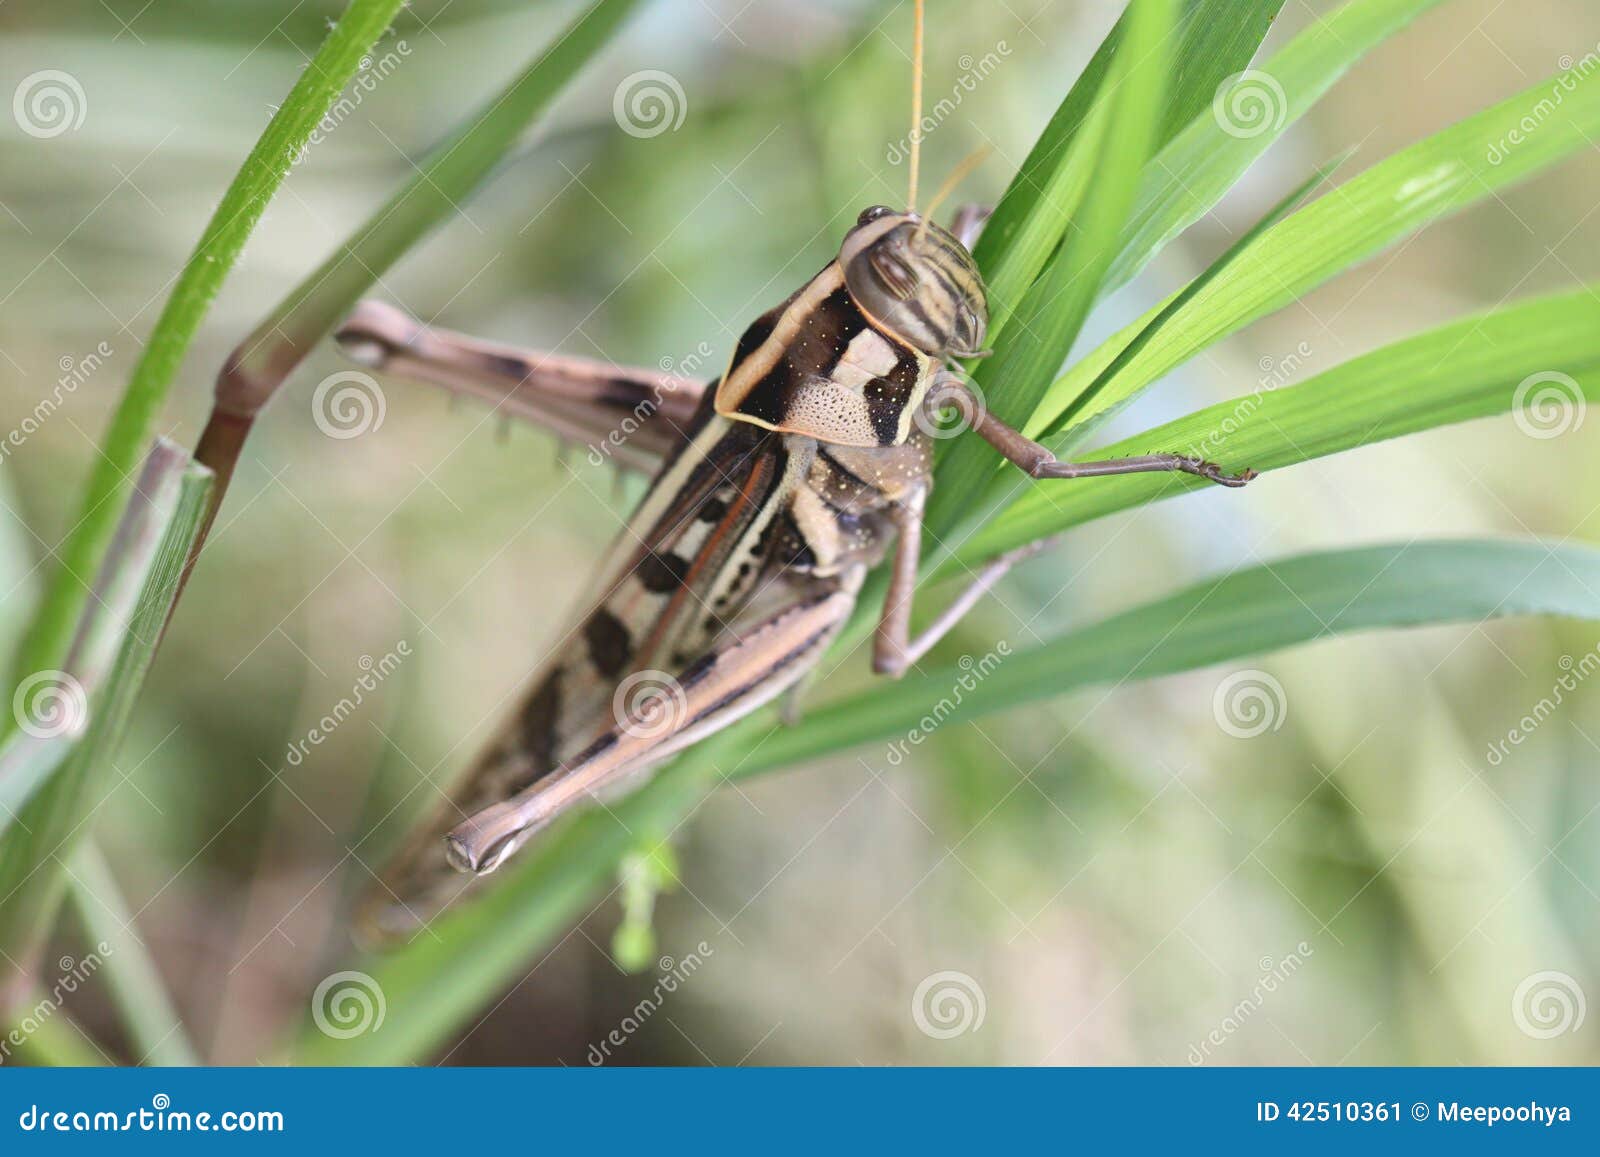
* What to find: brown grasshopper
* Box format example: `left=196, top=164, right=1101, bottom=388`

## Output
left=339, top=2, right=1254, bottom=939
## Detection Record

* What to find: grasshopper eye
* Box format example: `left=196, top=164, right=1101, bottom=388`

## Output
left=868, top=247, right=918, bottom=299
left=857, top=205, right=895, bottom=226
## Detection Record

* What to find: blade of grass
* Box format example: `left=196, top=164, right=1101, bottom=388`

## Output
left=927, top=0, right=1177, bottom=536
left=0, top=730, right=79, bottom=835
left=190, top=0, right=643, bottom=591
left=742, top=539, right=1600, bottom=769
left=298, top=535, right=1600, bottom=1064
left=212, top=0, right=642, bottom=416
left=1103, top=0, right=1453, bottom=296
left=67, top=843, right=199, bottom=1066
left=974, top=0, right=1286, bottom=281
left=1049, top=156, right=1340, bottom=450
left=1028, top=54, right=1600, bottom=440
left=0, top=445, right=213, bottom=968
left=959, top=286, right=1600, bottom=566
left=3, top=997, right=108, bottom=1066
left=8, top=0, right=407, bottom=707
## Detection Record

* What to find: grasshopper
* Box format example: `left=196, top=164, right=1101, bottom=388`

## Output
left=339, top=2, right=1254, bottom=939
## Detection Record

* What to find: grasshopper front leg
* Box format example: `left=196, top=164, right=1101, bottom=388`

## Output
left=336, top=300, right=706, bottom=473
left=934, top=376, right=1256, bottom=487
left=872, top=376, right=1254, bottom=677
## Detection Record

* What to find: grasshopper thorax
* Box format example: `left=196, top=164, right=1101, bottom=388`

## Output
left=712, top=206, right=989, bottom=449
left=839, top=205, right=988, bottom=360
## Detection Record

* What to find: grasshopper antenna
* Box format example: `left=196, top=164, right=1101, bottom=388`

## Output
left=915, top=143, right=992, bottom=243
left=907, top=0, right=925, bottom=211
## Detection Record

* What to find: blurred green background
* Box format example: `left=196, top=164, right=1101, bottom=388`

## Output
left=2, top=0, right=1597, bottom=1064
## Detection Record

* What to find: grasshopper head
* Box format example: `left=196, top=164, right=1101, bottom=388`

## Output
left=839, top=205, right=988, bottom=360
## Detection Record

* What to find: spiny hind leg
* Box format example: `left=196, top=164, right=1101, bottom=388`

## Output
left=334, top=300, right=706, bottom=473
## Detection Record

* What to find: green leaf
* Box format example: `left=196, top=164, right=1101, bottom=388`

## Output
left=1029, top=53, right=1600, bottom=440
left=68, top=844, right=199, bottom=1066
left=1046, top=159, right=1335, bottom=445
left=8, top=0, right=407, bottom=706
left=974, top=0, right=1286, bottom=279
left=0, top=730, right=78, bottom=834
left=734, top=539, right=1600, bottom=775
left=959, top=286, right=1600, bottom=566
left=1104, top=0, right=1452, bottom=295
left=927, top=0, right=1177, bottom=535
left=301, top=533, right=1600, bottom=1064
left=0, top=444, right=214, bottom=959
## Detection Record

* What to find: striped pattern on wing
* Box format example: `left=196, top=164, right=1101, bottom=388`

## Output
left=365, top=399, right=802, bottom=935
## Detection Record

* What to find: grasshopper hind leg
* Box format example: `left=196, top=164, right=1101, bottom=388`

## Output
left=445, top=578, right=861, bottom=877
